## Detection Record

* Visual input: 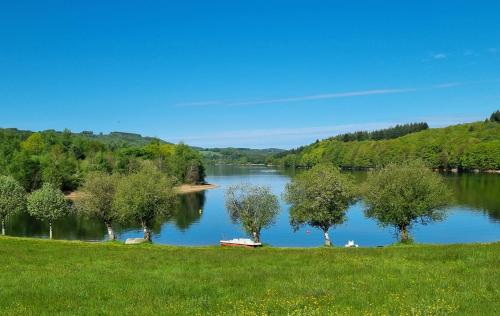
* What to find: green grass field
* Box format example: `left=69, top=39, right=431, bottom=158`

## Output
left=0, top=237, right=498, bottom=315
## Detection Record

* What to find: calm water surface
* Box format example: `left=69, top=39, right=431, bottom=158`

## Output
left=6, top=165, right=500, bottom=247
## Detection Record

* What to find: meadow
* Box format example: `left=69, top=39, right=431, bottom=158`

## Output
left=0, top=237, right=498, bottom=315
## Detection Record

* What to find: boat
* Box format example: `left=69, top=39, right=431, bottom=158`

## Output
left=220, top=238, right=262, bottom=248
left=344, top=240, right=359, bottom=248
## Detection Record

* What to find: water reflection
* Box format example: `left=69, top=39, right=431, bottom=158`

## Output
left=445, top=173, right=500, bottom=222
left=3, top=166, right=500, bottom=246
left=172, top=192, right=206, bottom=230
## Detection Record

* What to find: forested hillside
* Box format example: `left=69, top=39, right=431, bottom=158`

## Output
left=271, top=120, right=500, bottom=171
left=0, top=128, right=204, bottom=192
left=332, top=122, right=428, bottom=142
left=199, top=147, right=285, bottom=165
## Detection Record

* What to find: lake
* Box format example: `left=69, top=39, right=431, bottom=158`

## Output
left=6, top=165, right=500, bottom=247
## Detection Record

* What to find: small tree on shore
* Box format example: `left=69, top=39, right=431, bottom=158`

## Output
left=225, top=183, right=280, bottom=243
left=0, top=176, right=26, bottom=236
left=283, top=164, right=356, bottom=246
left=114, top=163, right=176, bottom=242
left=76, top=172, right=120, bottom=240
left=27, top=183, right=69, bottom=239
left=362, top=160, right=451, bottom=243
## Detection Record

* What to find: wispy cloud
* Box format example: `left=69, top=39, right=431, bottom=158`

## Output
left=432, top=53, right=448, bottom=60
left=223, top=89, right=416, bottom=107
left=174, top=82, right=463, bottom=108
left=487, top=48, right=498, bottom=54
left=175, top=88, right=416, bottom=108
left=170, top=122, right=395, bottom=148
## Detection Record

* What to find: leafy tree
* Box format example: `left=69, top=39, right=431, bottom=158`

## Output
left=76, top=172, right=120, bottom=240
left=20, top=132, right=45, bottom=154
left=114, top=163, right=176, bottom=241
left=0, top=176, right=26, bottom=235
left=362, top=160, right=451, bottom=243
left=283, top=164, right=356, bottom=246
left=225, top=183, right=280, bottom=243
left=27, top=183, right=70, bottom=239
left=9, top=151, right=42, bottom=191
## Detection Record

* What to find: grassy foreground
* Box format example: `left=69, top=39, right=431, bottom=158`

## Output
left=0, top=237, right=499, bottom=315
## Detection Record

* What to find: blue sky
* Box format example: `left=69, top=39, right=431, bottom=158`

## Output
left=1, top=1, right=499, bottom=148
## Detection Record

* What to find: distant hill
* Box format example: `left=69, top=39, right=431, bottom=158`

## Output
left=270, top=120, right=500, bottom=171
left=199, top=147, right=286, bottom=165
left=0, top=128, right=169, bottom=148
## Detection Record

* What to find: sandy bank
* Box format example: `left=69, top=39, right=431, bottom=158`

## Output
left=175, top=184, right=218, bottom=194
left=64, top=183, right=218, bottom=201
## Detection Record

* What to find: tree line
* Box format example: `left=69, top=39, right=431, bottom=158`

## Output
left=0, top=128, right=205, bottom=193
left=0, top=160, right=450, bottom=245
left=332, top=122, right=429, bottom=142
left=271, top=118, right=500, bottom=171
left=0, top=161, right=177, bottom=241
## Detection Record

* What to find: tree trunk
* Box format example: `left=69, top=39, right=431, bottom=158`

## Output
left=1, top=218, right=5, bottom=236
left=49, top=222, right=53, bottom=240
left=106, top=223, right=115, bottom=240
left=323, top=230, right=331, bottom=246
left=142, top=222, right=152, bottom=242
left=252, top=231, right=260, bottom=243
left=400, top=225, right=409, bottom=243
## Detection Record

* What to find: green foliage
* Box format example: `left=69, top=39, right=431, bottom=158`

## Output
left=0, top=176, right=26, bottom=235
left=489, top=110, right=500, bottom=122
left=283, top=164, right=356, bottom=245
left=273, top=121, right=500, bottom=171
left=113, top=163, right=176, bottom=241
left=334, top=122, right=429, bottom=142
left=76, top=172, right=120, bottom=239
left=225, top=183, right=280, bottom=242
left=27, top=183, right=69, bottom=238
left=0, top=127, right=205, bottom=192
left=362, top=160, right=451, bottom=242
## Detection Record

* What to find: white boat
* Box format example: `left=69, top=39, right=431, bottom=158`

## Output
left=345, top=240, right=359, bottom=248
left=220, top=238, right=262, bottom=248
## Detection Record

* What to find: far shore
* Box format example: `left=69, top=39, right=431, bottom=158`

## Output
left=65, top=183, right=218, bottom=200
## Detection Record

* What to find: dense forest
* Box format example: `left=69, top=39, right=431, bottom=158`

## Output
left=0, top=128, right=205, bottom=192
left=199, top=147, right=285, bottom=165
left=271, top=118, right=500, bottom=171
left=332, top=122, right=429, bottom=142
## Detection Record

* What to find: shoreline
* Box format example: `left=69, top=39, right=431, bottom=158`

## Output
left=1, top=235, right=498, bottom=248
left=65, top=183, right=218, bottom=200
left=175, top=183, right=219, bottom=194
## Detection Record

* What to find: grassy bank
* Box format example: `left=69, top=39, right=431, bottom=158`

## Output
left=0, top=237, right=498, bottom=315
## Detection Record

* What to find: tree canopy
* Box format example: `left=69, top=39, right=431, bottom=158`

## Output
left=283, top=164, right=356, bottom=246
left=362, top=160, right=451, bottom=242
left=113, top=163, right=176, bottom=241
left=225, top=183, right=280, bottom=243
left=0, top=128, right=205, bottom=192
left=0, top=175, right=26, bottom=235
left=272, top=120, right=500, bottom=171
left=27, top=183, right=69, bottom=239
left=76, top=171, right=120, bottom=240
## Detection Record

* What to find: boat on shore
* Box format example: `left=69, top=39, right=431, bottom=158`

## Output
left=220, top=238, right=262, bottom=248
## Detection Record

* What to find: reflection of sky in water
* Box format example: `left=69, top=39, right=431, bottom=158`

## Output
left=7, top=166, right=500, bottom=247
left=121, top=167, right=500, bottom=247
